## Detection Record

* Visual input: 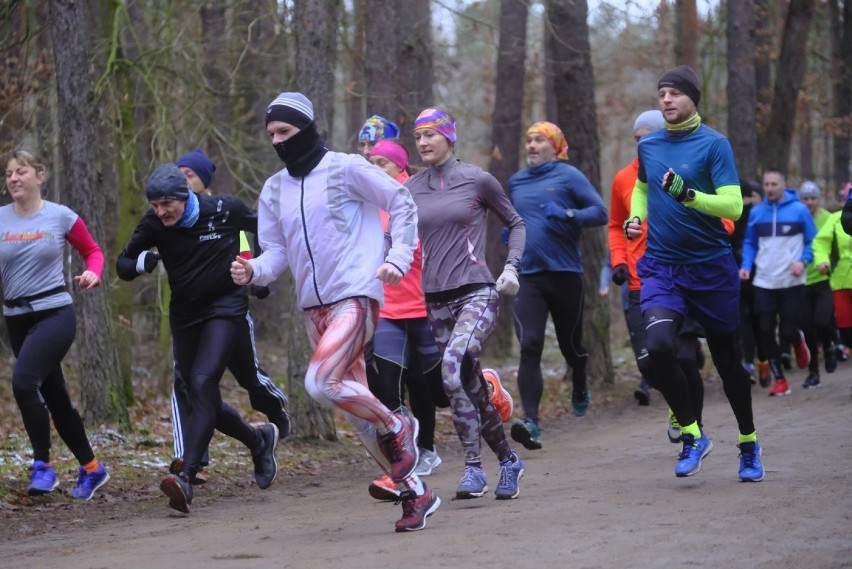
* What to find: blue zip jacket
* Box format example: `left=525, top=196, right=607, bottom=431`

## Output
left=508, top=160, right=607, bottom=274
left=740, top=190, right=816, bottom=290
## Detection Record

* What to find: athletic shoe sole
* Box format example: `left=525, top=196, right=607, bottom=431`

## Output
left=368, top=481, right=401, bottom=501
left=456, top=487, right=489, bottom=499
left=160, top=475, right=190, bottom=513
left=27, top=478, right=60, bottom=496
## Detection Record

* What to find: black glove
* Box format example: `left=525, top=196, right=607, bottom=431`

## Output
left=250, top=284, right=270, bottom=300
left=141, top=251, right=161, bottom=273
left=611, top=264, right=629, bottom=286
left=623, top=216, right=641, bottom=240
left=663, top=170, right=688, bottom=202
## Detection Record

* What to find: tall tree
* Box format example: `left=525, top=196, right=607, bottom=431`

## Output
left=675, top=0, right=700, bottom=69
left=364, top=0, right=398, bottom=119
left=395, top=0, right=434, bottom=159
left=47, top=0, right=127, bottom=425
left=288, top=0, right=341, bottom=440
left=485, top=0, right=528, bottom=356
left=201, top=1, right=235, bottom=195
left=759, top=0, right=816, bottom=172
left=830, top=0, right=852, bottom=187
left=754, top=0, right=773, bottom=136
left=726, top=0, right=759, bottom=181
left=545, top=0, right=612, bottom=384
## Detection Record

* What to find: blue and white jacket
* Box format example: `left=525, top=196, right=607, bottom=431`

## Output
left=740, top=189, right=816, bottom=289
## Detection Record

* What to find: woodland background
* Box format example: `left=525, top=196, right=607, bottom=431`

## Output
left=0, top=0, right=850, bottom=440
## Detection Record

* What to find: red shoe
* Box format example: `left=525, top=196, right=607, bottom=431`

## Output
left=794, top=331, right=811, bottom=369
left=483, top=368, right=514, bottom=423
left=768, top=378, right=791, bottom=396
left=395, top=483, right=441, bottom=532
left=378, top=409, right=419, bottom=482
left=368, top=474, right=400, bottom=501
left=160, top=473, right=193, bottom=513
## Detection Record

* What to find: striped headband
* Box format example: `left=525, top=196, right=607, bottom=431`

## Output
left=414, top=108, right=457, bottom=144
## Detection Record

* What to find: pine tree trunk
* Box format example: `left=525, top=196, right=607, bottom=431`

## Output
left=758, top=0, right=816, bottom=172
left=546, top=0, right=613, bottom=384
left=48, top=0, right=128, bottom=425
left=485, top=0, right=528, bottom=360
left=727, top=0, right=760, bottom=181
left=289, top=0, right=341, bottom=439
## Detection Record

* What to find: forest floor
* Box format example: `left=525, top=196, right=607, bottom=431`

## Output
left=0, top=342, right=850, bottom=569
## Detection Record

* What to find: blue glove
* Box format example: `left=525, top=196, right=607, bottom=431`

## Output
left=500, top=226, right=509, bottom=246
left=541, top=201, right=571, bottom=221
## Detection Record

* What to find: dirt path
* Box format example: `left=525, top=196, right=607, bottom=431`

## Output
left=3, top=365, right=851, bottom=569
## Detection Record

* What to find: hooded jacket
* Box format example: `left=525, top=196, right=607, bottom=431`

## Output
left=740, top=190, right=816, bottom=290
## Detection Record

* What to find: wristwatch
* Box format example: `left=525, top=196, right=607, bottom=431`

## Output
left=685, top=188, right=697, bottom=202
left=506, top=258, right=520, bottom=270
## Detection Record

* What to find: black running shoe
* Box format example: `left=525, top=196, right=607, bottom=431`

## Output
left=252, top=423, right=279, bottom=489
left=160, top=473, right=193, bottom=513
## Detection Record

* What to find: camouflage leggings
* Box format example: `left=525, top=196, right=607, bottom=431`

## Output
left=427, top=286, right=510, bottom=465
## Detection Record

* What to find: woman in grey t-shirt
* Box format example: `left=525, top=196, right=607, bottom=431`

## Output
left=1, top=149, right=109, bottom=500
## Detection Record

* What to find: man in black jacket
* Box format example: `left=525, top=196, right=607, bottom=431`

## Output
left=116, top=163, right=278, bottom=514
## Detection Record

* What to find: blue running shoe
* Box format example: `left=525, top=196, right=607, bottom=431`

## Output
left=675, top=433, right=712, bottom=477
left=738, top=442, right=765, bottom=482
left=27, top=460, right=59, bottom=495
left=70, top=464, right=110, bottom=500
left=456, top=465, right=488, bottom=499
left=572, top=390, right=590, bottom=417
left=495, top=451, right=525, bottom=500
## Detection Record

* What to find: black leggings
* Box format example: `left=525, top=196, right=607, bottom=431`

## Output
left=513, top=272, right=588, bottom=422
left=645, top=307, right=754, bottom=435
left=802, top=281, right=836, bottom=372
left=5, top=305, right=94, bottom=465
left=172, top=313, right=286, bottom=460
left=365, top=317, right=448, bottom=451
left=171, top=318, right=260, bottom=474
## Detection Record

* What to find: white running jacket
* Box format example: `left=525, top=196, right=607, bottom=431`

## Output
left=249, top=151, right=418, bottom=309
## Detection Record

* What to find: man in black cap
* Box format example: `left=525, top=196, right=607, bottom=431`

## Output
left=116, top=163, right=279, bottom=514
left=623, top=65, right=765, bottom=483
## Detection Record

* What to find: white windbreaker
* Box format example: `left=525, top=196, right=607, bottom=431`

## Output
left=249, top=151, right=418, bottom=309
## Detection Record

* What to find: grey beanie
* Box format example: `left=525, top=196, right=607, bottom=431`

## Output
left=145, top=163, right=190, bottom=201
left=265, top=92, right=315, bottom=129
left=633, top=110, right=665, bottom=134
left=799, top=180, right=821, bottom=199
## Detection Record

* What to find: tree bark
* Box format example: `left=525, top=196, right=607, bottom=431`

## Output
left=485, top=0, right=528, bottom=358
left=48, top=0, right=127, bottom=425
left=395, top=0, right=434, bottom=162
left=726, top=0, right=759, bottom=181
left=545, top=0, right=612, bottom=384
left=289, top=0, right=341, bottom=439
left=758, top=0, right=816, bottom=172
left=364, top=0, right=398, bottom=120
left=675, top=0, right=700, bottom=69
left=830, top=0, right=852, bottom=187
left=201, top=1, right=235, bottom=195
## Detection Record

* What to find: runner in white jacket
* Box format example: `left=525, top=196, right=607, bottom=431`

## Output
left=230, top=92, right=440, bottom=533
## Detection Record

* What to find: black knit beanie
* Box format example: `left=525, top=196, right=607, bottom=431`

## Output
left=658, top=65, right=701, bottom=107
left=145, top=163, right=190, bottom=201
